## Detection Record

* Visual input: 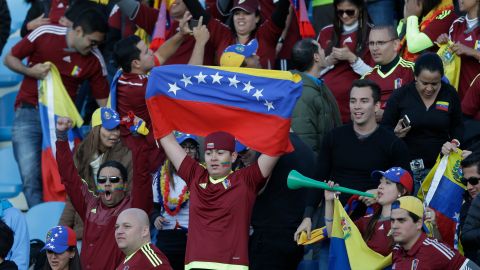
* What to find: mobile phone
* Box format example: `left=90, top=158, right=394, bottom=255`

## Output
left=188, top=19, right=200, bottom=30
left=400, top=115, right=411, bottom=129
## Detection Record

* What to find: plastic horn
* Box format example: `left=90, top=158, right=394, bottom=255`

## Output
left=287, top=170, right=376, bottom=198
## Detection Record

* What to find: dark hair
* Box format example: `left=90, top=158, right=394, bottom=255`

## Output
left=72, top=8, right=108, bottom=35
left=370, top=25, right=398, bottom=40
left=420, top=0, right=442, bottom=18
left=364, top=183, right=408, bottom=242
left=461, top=152, right=480, bottom=173
left=329, top=0, right=370, bottom=56
left=228, top=9, right=262, bottom=38
left=408, top=211, right=421, bottom=223
left=113, top=35, right=142, bottom=73
left=291, top=38, right=320, bottom=72
left=414, top=52, right=444, bottom=77
left=0, top=220, right=14, bottom=258
left=350, top=79, right=381, bottom=103
left=97, top=160, right=129, bottom=182
left=43, top=247, right=82, bottom=270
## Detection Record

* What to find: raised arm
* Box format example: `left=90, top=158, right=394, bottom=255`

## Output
left=159, top=133, right=187, bottom=171
left=257, top=154, right=280, bottom=178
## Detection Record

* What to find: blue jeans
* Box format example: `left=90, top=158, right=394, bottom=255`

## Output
left=11, top=107, right=43, bottom=207
left=367, top=0, right=397, bottom=26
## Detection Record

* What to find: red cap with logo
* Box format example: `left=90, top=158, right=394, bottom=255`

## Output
left=204, top=131, right=235, bottom=152
left=230, top=0, right=259, bottom=14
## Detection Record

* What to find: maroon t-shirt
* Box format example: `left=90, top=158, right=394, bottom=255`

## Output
left=363, top=57, right=414, bottom=107
left=116, top=243, right=172, bottom=270
left=448, top=16, right=480, bottom=100
left=392, top=233, right=467, bottom=270
left=355, top=215, right=392, bottom=256
left=116, top=73, right=150, bottom=130
left=11, top=25, right=109, bottom=108
left=462, top=73, right=480, bottom=120
left=207, top=18, right=283, bottom=68
left=177, top=156, right=266, bottom=269
left=318, top=25, right=373, bottom=123
left=131, top=4, right=215, bottom=65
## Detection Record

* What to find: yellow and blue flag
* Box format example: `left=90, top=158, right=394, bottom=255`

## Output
left=417, top=151, right=465, bottom=248
left=328, top=198, right=392, bottom=270
left=39, top=63, right=83, bottom=201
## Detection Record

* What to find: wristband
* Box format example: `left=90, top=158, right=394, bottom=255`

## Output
left=56, top=130, right=68, bottom=141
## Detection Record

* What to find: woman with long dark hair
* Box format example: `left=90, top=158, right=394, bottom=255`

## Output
left=318, top=0, right=374, bottom=123
left=42, top=226, right=82, bottom=270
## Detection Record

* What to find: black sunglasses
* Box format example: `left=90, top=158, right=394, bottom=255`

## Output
left=462, top=177, right=480, bottom=186
left=336, top=9, right=356, bottom=17
left=97, top=176, right=122, bottom=184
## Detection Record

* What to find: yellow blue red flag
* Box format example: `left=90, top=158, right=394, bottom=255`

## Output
left=329, top=198, right=392, bottom=270
left=39, top=63, right=83, bottom=201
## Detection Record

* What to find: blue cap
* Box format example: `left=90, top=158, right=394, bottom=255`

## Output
left=371, top=167, right=413, bottom=194
left=41, top=226, right=77, bottom=253
left=223, top=39, right=258, bottom=58
left=175, top=132, right=198, bottom=144
left=91, top=107, right=120, bottom=130
left=235, top=141, right=248, bottom=153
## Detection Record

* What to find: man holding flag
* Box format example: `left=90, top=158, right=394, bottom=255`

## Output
left=391, top=196, right=479, bottom=269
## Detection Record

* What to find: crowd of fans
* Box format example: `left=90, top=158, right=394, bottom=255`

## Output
left=1, top=0, right=480, bottom=269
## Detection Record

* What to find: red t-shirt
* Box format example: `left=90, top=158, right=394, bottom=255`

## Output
left=448, top=16, right=480, bottom=100
left=462, top=73, right=480, bottom=120
left=422, top=10, right=457, bottom=44
left=131, top=4, right=215, bottom=65
left=318, top=25, right=373, bottom=123
left=355, top=215, right=392, bottom=256
left=116, top=243, right=172, bottom=270
left=177, top=156, right=266, bottom=269
left=362, top=57, right=414, bottom=106
left=116, top=73, right=150, bottom=129
left=392, top=233, right=468, bottom=270
left=207, top=18, right=283, bottom=68
left=11, top=25, right=109, bottom=108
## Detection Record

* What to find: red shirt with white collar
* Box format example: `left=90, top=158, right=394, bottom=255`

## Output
left=392, top=233, right=468, bottom=270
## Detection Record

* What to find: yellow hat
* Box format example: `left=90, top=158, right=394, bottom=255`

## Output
left=392, top=196, right=424, bottom=218
left=91, top=107, right=120, bottom=129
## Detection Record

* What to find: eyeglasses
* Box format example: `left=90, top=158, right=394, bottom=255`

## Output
left=336, top=9, right=356, bottom=17
left=462, top=177, right=480, bottom=186
left=368, top=39, right=395, bottom=47
left=97, top=176, right=122, bottom=184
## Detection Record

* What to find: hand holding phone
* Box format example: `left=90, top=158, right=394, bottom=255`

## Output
left=400, top=115, right=411, bottom=129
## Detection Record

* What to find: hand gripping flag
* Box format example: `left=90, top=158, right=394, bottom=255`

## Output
left=328, top=198, right=392, bottom=270
left=39, top=63, right=84, bottom=201
left=417, top=150, right=466, bottom=248
left=146, top=65, right=302, bottom=156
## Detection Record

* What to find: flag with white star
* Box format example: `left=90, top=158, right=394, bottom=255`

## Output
left=417, top=150, right=466, bottom=249
left=146, top=65, right=302, bottom=155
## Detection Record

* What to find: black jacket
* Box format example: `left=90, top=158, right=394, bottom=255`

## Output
left=0, top=0, right=11, bottom=55
left=462, top=194, right=480, bottom=265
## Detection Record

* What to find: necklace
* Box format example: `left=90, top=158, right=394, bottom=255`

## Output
left=160, top=161, right=189, bottom=216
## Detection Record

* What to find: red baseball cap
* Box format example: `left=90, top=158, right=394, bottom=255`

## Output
left=204, top=131, right=235, bottom=152
left=372, top=167, right=414, bottom=194
left=230, top=0, right=259, bottom=14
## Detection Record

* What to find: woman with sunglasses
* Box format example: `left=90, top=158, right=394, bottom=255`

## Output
left=58, top=107, right=132, bottom=241
left=180, top=0, right=290, bottom=69
left=436, top=0, right=480, bottom=100
left=398, top=0, right=456, bottom=62
left=151, top=133, right=199, bottom=270
left=323, top=167, right=438, bottom=256
left=42, top=226, right=82, bottom=270
left=318, top=0, right=374, bottom=123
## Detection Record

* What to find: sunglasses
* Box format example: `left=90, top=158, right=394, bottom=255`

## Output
left=462, top=177, right=480, bottom=186
left=336, top=9, right=356, bottom=17
left=97, top=176, right=122, bottom=184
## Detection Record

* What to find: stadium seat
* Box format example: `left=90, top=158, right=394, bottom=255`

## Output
left=0, top=90, right=18, bottom=141
left=6, top=0, right=30, bottom=34
left=0, top=35, right=23, bottom=87
left=0, top=142, right=22, bottom=199
left=26, top=201, right=66, bottom=241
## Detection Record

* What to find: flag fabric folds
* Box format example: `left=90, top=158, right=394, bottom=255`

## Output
left=39, top=63, right=83, bottom=201
left=417, top=151, right=466, bottom=248
left=146, top=65, right=302, bottom=156
left=328, top=198, right=392, bottom=270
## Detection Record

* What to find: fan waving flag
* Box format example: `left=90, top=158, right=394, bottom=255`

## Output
left=329, top=198, right=392, bottom=270
left=417, top=151, right=466, bottom=248
left=146, top=65, right=302, bottom=155
left=39, top=63, right=84, bottom=201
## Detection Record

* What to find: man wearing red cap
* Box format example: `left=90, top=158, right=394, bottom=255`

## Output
left=160, top=131, right=279, bottom=270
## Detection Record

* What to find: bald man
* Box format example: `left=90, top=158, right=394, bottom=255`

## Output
left=115, top=208, right=172, bottom=270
